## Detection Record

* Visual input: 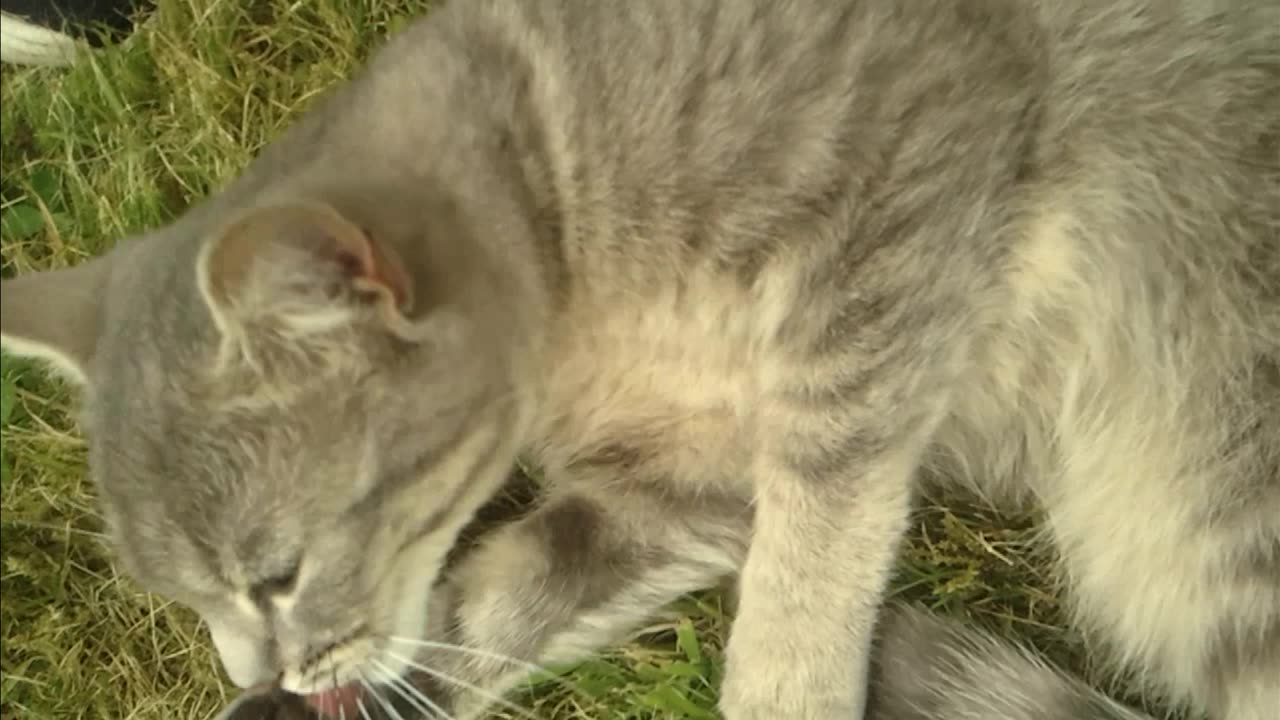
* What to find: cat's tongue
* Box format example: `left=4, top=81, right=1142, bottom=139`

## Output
left=305, top=685, right=364, bottom=718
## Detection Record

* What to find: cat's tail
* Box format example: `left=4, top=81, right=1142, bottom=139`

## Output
left=867, top=603, right=1152, bottom=720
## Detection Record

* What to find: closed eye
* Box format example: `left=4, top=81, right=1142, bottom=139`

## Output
left=249, top=558, right=302, bottom=604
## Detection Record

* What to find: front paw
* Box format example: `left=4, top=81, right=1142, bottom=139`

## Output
left=719, top=673, right=865, bottom=720
left=719, top=629, right=868, bottom=720
left=387, top=580, right=496, bottom=720
left=389, top=581, right=465, bottom=715
left=395, top=578, right=544, bottom=720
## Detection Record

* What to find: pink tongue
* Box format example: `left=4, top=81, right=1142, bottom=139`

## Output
left=305, top=685, right=364, bottom=718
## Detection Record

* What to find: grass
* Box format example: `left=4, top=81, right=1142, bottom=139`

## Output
left=1, top=1, right=1133, bottom=718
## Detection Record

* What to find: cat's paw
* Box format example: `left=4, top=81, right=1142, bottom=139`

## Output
left=389, top=579, right=523, bottom=720
left=717, top=656, right=867, bottom=720
left=718, top=684, right=865, bottom=720
left=383, top=580, right=469, bottom=716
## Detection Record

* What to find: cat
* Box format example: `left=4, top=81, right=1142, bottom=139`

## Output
left=2, top=0, right=1277, bottom=719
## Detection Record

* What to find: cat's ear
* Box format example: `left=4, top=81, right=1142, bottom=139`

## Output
left=198, top=203, right=424, bottom=341
left=0, top=256, right=112, bottom=385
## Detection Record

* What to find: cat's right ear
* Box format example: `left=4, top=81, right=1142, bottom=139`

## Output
left=197, top=203, right=427, bottom=343
left=0, top=256, right=112, bottom=385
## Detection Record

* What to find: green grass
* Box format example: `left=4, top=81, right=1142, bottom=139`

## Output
left=2, top=1, right=1123, bottom=718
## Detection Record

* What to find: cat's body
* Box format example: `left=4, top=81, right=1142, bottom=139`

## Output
left=2, top=0, right=1277, bottom=719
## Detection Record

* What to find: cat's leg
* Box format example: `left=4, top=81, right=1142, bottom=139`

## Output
left=717, top=438, right=923, bottom=720
left=1041, top=378, right=1280, bottom=720
left=378, top=481, right=750, bottom=720
left=1046, top=471, right=1280, bottom=720
left=719, top=345, right=961, bottom=718
left=713, top=258, right=978, bottom=719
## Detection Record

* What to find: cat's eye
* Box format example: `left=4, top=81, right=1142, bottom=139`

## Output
left=249, top=559, right=302, bottom=603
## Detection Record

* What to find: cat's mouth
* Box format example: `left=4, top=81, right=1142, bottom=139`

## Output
left=304, top=684, right=365, bottom=718
left=216, top=683, right=366, bottom=720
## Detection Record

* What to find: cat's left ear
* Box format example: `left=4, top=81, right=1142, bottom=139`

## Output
left=0, top=255, right=113, bottom=385
left=198, top=203, right=426, bottom=342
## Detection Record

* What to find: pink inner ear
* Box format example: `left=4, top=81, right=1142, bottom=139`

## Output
left=206, top=204, right=414, bottom=322
left=318, top=217, right=410, bottom=311
left=363, top=235, right=413, bottom=310
left=334, top=247, right=368, bottom=281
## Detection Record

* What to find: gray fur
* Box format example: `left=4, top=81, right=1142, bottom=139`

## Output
left=1, top=0, right=1278, bottom=718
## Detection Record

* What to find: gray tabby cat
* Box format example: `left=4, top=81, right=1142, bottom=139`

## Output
left=1, top=0, right=1277, bottom=718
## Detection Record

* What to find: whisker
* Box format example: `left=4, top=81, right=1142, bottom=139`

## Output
left=383, top=650, right=539, bottom=720
left=358, top=697, right=374, bottom=720
left=329, top=646, right=341, bottom=707
left=363, top=661, right=427, bottom=717
left=385, top=636, right=560, bottom=681
left=357, top=667, right=406, bottom=720
left=368, top=658, right=453, bottom=720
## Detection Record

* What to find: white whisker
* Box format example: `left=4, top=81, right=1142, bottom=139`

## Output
left=369, top=658, right=453, bottom=720
left=385, top=636, right=559, bottom=681
left=358, top=697, right=374, bottom=720
left=358, top=668, right=407, bottom=720
left=383, top=649, right=539, bottom=720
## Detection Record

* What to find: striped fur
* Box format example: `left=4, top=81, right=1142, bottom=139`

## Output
left=2, top=0, right=1277, bottom=718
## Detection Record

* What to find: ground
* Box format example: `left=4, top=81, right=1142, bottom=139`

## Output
left=0, top=1, right=1132, bottom=718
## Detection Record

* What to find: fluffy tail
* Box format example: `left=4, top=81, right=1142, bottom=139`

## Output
left=866, top=603, right=1152, bottom=720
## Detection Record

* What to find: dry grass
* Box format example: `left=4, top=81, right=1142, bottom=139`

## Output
left=1, top=1, right=1130, bottom=718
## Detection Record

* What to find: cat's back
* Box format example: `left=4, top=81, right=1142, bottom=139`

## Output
left=430, top=0, right=1276, bottom=291
left=1013, top=0, right=1279, bottom=347
left=412, top=0, right=1049, bottom=282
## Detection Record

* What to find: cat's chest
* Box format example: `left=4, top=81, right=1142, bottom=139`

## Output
left=528, top=282, right=783, bottom=492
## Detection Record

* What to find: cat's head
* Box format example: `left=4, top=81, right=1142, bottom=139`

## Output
left=0, top=201, right=525, bottom=705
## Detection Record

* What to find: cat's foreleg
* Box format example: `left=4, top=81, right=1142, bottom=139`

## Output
left=384, top=483, right=750, bottom=719
left=719, top=322, right=958, bottom=720
left=718, top=444, right=919, bottom=720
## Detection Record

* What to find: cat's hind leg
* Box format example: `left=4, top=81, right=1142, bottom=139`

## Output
left=1040, top=386, right=1280, bottom=720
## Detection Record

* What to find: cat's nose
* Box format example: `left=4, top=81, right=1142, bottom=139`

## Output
left=206, top=615, right=276, bottom=690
